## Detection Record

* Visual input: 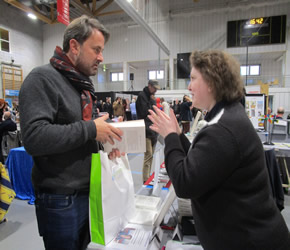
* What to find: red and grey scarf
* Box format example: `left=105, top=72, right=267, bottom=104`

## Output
left=50, top=46, right=96, bottom=121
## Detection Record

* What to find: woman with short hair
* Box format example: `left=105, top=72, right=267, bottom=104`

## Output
left=148, top=50, right=290, bottom=250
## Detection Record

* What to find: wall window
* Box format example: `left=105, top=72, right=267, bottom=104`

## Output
left=0, top=28, right=10, bottom=52
left=148, top=70, right=164, bottom=80
left=240, top=65, right=260, bottom=76
left=111, top=72, right=123, bottom=82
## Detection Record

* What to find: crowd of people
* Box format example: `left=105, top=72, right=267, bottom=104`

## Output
left=93, top=92, right=204, bottom=130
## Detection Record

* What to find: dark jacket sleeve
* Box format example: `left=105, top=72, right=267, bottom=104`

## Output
left=164, top=125, right=240, bottom=199
left=179, top=133, right=191, bottom=153
left=0, top=119, right=17, bottom=135
left=19, top=71, right=97, bottom=156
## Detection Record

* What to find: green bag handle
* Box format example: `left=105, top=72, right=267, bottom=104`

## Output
left=89, top=153, right=105, bottom=245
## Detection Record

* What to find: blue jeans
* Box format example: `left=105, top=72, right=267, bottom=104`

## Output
left=35, top=191, right=90, bottom=250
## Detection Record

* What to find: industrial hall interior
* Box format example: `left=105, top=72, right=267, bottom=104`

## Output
left=1, top=0, right=290, bottom=249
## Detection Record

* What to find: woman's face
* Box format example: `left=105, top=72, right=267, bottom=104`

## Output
left=188, top=66, right=216, bottom=111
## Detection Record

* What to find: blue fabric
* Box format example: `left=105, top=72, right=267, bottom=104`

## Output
left=35, top=191, right=90, bottom=250
left=6, top=147, right=35, bottom=204
left=130, top=102, right=136, bottom=115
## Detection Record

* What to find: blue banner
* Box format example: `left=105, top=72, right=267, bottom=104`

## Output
left=5, top=89, right=19, bottom=97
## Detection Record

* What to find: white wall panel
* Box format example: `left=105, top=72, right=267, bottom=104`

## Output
left=269, top=88, right=290, bottom=114
left=104, top=24, right=167, bottom=63
left=43, top=23, right=65, bottom=64
left=0, top=1, right=43, bottom=97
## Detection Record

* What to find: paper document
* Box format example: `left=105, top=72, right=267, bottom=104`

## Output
left=103, top=120, right=146, bottom=154
left=108, top=223, right=152, bottom=250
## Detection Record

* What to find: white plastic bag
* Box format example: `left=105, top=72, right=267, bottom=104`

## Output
left=89, top=151, right=135, bottom=245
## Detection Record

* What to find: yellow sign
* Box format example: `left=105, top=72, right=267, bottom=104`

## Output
left=250, top=17, right=264, bottom=25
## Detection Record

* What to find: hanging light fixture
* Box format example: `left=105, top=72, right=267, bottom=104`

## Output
left=27, top=13, right=37, bottom=20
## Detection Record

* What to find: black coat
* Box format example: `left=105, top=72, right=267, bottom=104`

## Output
left=180, top=101, right=192, bottom=121
left=0, top=118, right=17, bottom=137
left=136, top=86, right=157, bottom=138
left=164, top=102, right=290, bottom=250
left=103, top=102, right=113, bottom=119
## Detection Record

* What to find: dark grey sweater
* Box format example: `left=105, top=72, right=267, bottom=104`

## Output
left=164, top=102, right=290, bottom=250
left=19, top=64, right=98, bottom=192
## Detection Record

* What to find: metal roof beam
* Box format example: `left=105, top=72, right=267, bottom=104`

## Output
left=94, top=0, right=113, bottom=15
left=70, top=0, right=94, bottom=17
left=4, top=0, right=53, bottom=24
left=114, top=0, right=170, bottom=56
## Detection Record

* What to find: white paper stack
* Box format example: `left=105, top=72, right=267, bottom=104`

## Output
left=177, top=198, right=193, bottom=217
left=135, top=195, right=162, bottom=210
left=129, top=195, right=162, bottom=226
left=103, top=119, right=146, bottom=154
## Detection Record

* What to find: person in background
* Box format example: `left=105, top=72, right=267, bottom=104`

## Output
left=0, top=100, right=8, bottom=123
left=130, top=98, right=137, bottom=120
left=103, top=97, right=113, bottom=119
left=276, top=106, right=285, bottom=119
left=19, top=15, right=123, bottom=250
left=148, top=50, right=290, bottom=250
left=160, top=97, right=170, bottom=116
left=113, top=97, right=124, bottom=118
left=92, top=96, right=100, bottom=119
left=136, top=80, right=160, bottom=183
left=0, top=111, right=17, bottom=163
left=172, top=99, right=181, bottom=123
left=179, top=95, right=192, bottom=134
left=156, top=97, right=163, bottom=111
left=96, top=98, right=103, bottom=113
left=122, top=98, right=128, bottom=120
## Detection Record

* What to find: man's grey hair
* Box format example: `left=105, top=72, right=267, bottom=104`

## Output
left=277, top=107, right=285, bottom=114
left=63, top=15, right=110, bottom=53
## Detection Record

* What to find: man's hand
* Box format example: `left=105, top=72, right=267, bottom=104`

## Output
left=93, top=114, right=123, bottom=144
left=108, top=148, right=125, bottom=160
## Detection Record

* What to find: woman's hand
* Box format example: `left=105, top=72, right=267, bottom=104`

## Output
left=148, top=106, right=181, bottom=138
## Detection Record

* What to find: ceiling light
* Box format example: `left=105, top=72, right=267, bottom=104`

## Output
left=27, top=13, right=37, bottom=20
left=127, top=0, right=133, bottom=3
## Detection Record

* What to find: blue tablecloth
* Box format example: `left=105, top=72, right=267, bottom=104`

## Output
left=6, top=147, right=35, bottom=204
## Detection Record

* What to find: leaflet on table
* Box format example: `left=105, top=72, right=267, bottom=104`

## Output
left=107, top=223, right=153, bottom=250
left=103, top=120, right=146, bottom=154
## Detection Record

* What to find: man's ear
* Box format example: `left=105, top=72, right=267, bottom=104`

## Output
left=69, top=39, right=80, bottom=55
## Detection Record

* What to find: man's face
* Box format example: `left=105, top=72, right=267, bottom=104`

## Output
left=75, top=29, right=105, bottom=77
left=148, top=84, right=157, bottom=95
